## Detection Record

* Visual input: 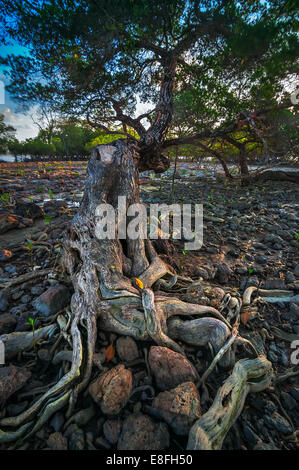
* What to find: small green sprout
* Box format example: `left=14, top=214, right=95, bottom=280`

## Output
left=25, top=317, right=38, bottom=354
left=48, top=189, right=54, bottom=199
left=248, top=267, right=253, bottom=275
left=1, top=193, right=9, bottom=204
left=37, top=185, right=44, bottom=193
left=44, top=215, right=52, bottom=224
left=179, top=248, right=189, bottom=271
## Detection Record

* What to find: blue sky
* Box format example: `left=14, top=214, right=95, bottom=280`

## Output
left=0, top=43, right=39, bottom=141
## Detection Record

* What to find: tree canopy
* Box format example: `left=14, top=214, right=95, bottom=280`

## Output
left=0, top=0, right=298, bottom=172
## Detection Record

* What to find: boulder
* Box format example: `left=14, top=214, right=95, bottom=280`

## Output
left=0, top=313, right=17, bottom=334
left=117, top=413, right=169, bottom=450
left=32, top=284, right=71, bottom=316
left=47, top=432, right=68, bottom=450
left=152, top=382, right=201, bottom=435
left=149, top=346, right=198, bottom=390
left=88, top=364, right=132, bottom=415
left=0, top=366, right=31, bottom=405
left=116, top=336, right=139, bottom=362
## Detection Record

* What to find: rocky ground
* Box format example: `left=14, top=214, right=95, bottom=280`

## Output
left=0, top=160, right=298, bottom=450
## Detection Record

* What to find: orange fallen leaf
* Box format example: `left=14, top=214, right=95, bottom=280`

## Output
left=241, top=311, right=250, bottom=326
left=105, top=343, right=115, bottom=362
left=135, top=278, right=144, bottom=290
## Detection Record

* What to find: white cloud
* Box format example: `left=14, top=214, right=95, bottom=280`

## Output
left=0, top=105, right=39, bottom=141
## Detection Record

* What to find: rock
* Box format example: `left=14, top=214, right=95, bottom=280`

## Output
left=268, top=350, right=278, bottom=363
left=264, top=233, right=283, bottom=244
left=37, top=348, right=51, bottom=362
left=116, top=336, right=139, bottom=362
left=31, top=285, right=44, bottom=296
left=88, top=364, right=132, bottom=415
left=21, top=294, right=31, bottom=304
left=149, top=346, right=198, bottom=390
left=44, top=200, right=68, bottom=216
left=6, top=400, right=28, bottom=416
left=117, top=413, right=169, bottom=450
left=264, top=278, right=286, bottom=290
left=12, top=290, right=24, bottom=300
left=214, top=263, right=233, bottom=284
left=32, top=284, right=71, bottom=316
left=294, top=264, right=299, bottom=278
left=64, top=424, right=85, bottom=450
left=253, top=440, right=279, bottom=450
left=0, top=249, right=12, bottom=262
left=0, top=313, right=17, bottom=334
left=0, top=290, right=9, bottom=312
left=103, top=419, right=122, bottom=444
left=280, top=391, right=297, bottom=411
left=0, top=213, right=19, bottom=234
left=290, top=387, right=299, bottom=402
left=15, top=201, right=44, bottom=219
left=152, top=382, right=201, bottom=435
left=241, top=423, right=260, bottom=449
left=255, top=254, right=268, bottom=265
left=264, top=412, right=292, bottom=435
left=4, top=265, right=16, bottom=274
left=50, top=411, right=65, bottom=432
left=47, top=432, right=68, bottom=450
left=286, top=272, right=296, bottom=283
left=0, top=366, right=31, bottom=405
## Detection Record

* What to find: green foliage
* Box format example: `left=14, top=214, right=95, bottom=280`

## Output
left=0, top=192, right=9, bottom=204
left=0, top=114, right=16, bottom=153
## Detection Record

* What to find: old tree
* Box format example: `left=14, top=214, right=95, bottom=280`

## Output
left=0, top=0, right=298, bottom=449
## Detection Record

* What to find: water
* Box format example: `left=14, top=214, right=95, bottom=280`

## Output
left=1, top=153, right=297, bottom=174
left=0, top=154, right=30, bottom=162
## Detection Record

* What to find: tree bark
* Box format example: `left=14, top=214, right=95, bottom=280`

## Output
left=239, top=147, right=249, bottom=177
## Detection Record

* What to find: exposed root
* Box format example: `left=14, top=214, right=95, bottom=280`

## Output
left=1, top=325, right=56, bottom=360
left=187, top=356, right=273, bottom=450
left=0, top=140, right=292, bottom=450
left=141, top=288, right=185, bottom=354
left=198, top=324, right=239, bottom=387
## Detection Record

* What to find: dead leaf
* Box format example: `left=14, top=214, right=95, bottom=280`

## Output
left=105, top=343, right=115, bottom=362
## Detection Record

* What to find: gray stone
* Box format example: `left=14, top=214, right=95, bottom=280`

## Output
left=280, top=391, right=297, bottom=411
left=32, top=284, right=71, bottom=316
left=264, top=412, right=292, bottom=435
left=290, top=387, right=299, bottom=402
left=0, top=366, right=31, bottom=406
left=0, top=313, right=16, bottom=334
left=117, top=413, right=169, bottom=450
left=242, top=423, right=259, bottom=449
left=0, top=290, right=9, bottom=312
left=64, top=424, right=85, bottom=450
left=152, top=382, right=201, bottom=435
